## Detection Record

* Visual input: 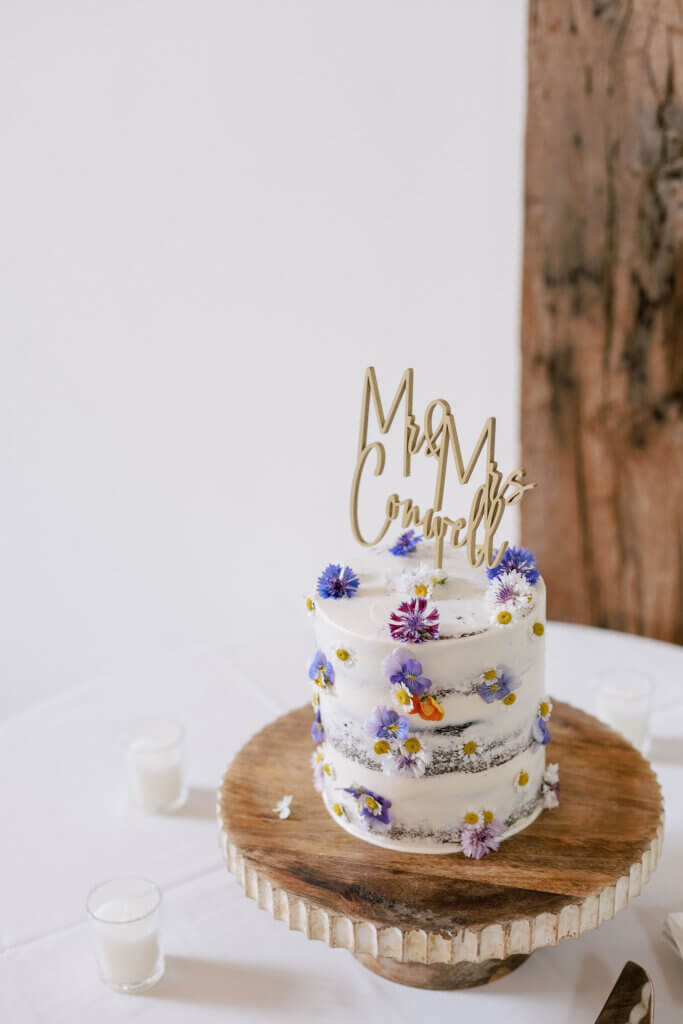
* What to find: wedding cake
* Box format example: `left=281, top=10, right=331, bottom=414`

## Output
left=307, top=536, right=559, bottom=857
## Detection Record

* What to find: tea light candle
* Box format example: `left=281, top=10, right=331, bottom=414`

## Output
left=87, top=878, right=164, bottom=992
left=595, top=669, right=653, bottom=753
left=125, top=719, right=187, bottom=812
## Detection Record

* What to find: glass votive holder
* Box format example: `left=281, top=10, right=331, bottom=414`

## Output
left=125, top=719, right=187, bottom=812
left=595, top=669, right=654, bottom=753
left=87, top=878, right=164, bottom=993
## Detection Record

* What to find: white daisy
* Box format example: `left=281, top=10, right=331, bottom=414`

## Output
left=304, top=594, right=316, bottom=616
left=390, top=681, right=415, bottom=713
left=487, top=570, right=536, bottom=626
left=330, top=800, right=347, bottom=821
left=529, top=619, right=545, bottom=639
left=391, top=561, right=445, bottom=601
left=514, top=768, right=532, bottom=793
left=538, top=698, right=553, bottom=720
left=312, top=744, right=335, bottom=788
left=370, top=735, right=393, bottom=758
left=330, top=646, right=357, bottom=668
left=459, top=736, right=483, bottom=763
left=272, top=795, right=293, bottom=819
left=385, top=736, right=431, bottom=777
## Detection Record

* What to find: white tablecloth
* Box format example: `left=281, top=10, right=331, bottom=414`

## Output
left=2, top=623, right=682, bottom=1023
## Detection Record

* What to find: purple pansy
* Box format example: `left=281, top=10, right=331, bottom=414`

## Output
left=389, top=597, right=440, bottom=644
left=487, top=546, right=540, bottom=586
left=343, top=784, right=392, bottom=831
left=476, top=671, right=518, bottom=704
left=461, top=818, right=505, bottom=859
left=307, top=650, right=335, bottom=689
left=532, top=715, right=551, bottom=746
left=388, top=530, right=423, bottom=557
left=364, top=706, right=410, bottom=742
left=311, top=710, right=325, bottom=744
left=316, top=563, right=360, bottom=600
left=381, top=651, right=431, bottom=697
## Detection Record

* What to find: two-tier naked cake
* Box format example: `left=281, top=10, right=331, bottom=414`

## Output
left=307, top=535, right=559, bottom=857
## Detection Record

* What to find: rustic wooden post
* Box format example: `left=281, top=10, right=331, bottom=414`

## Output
left=521, top=0, right=683, bottom=644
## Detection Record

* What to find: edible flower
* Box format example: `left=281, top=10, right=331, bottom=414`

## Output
left=381, top=651, right=431, bottom=697
left=461, top=814, right=504, bottom=858
left=316, top=563, right=360, bottom=600
left=389, top=597, right=440, bottom=644
left=487, top=570, right=536, bottom=624
left=273, top=795, right=293, bottom=820
left=460, top=737, right=482, bottom=763
left=409, top=693, right=445, bottom=721
left=541, top=763, right=560, bottom=808
left=332, top=646, right=357, bottom=667
left=343, top=785, right=392, bottom=831
left=364, top=706, right=410, bottom=742
left=393, top=561, right=447, bottom=600
left=476, top=669, right=519, bottom=705
left=311, top=709, right=325, bottom=744
left=386, top=736, right=431, bottom=777
left=487, top=546, right=540, bottom=585
left=307, top=650, right=335, bottom=690
left=532, top=715, right=551, bottom=746
left=388, top=529, right=423, bottom=556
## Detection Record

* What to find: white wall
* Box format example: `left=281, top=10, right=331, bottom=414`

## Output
left=0, top=1, right=527, bottom=718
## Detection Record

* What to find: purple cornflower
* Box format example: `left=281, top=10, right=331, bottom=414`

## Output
left=389, top=597, right=440, bottom=644
left=311, top=710, right=325, bottom=744
left=381, top=651, right=431, bottom=697
left=461, top=818, right=505, bottom=859
left=343, top=785, right=392, bottom=831
left=388, top=530, right=423, bottom=557
left=487, top=546, right=540, bottom=585
left=307, top=650, right=335, bottom=689
left=532, top=715, right=551, bottom=746
left=490, top=573, right=525, bottom=605
left=316, top=563, right=360, bottom=600
left=476, top=670, right=518, bottom=704
left=364, top=706, right=409, bottom=742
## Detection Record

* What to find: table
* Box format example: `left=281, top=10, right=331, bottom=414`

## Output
left=1, top=624, right=682, bottom=1022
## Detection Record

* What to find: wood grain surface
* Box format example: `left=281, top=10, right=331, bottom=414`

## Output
left=521, top=0, right=683, bottom=644
left=217, top=702, right=663, bottom=969
left=593, top=961, right=653, bottom=1023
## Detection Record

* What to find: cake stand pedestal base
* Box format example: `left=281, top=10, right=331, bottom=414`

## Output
left=217, top=702, right=663, bottom=991
left=353, top=951, right=531, bottom=989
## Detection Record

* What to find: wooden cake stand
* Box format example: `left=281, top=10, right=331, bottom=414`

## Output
left=217, top=702, right=663, bottom=989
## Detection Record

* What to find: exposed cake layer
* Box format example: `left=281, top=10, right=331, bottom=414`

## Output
left=309, top=542, right=554, bottom=855
left=318, top=739, right=547, bottom=854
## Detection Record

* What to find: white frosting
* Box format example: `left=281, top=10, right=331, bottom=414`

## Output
left=311, top=543, right=550, bottom=855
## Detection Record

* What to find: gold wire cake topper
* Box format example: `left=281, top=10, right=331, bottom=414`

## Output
left=350, top=367, right=535, bottom=570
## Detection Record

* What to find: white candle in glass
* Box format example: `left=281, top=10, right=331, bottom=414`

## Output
left=87, top=878, right=164, bottom=992
left=595, top=669, right=654, bottom=753
left=125, top=719, right=187, bottom=812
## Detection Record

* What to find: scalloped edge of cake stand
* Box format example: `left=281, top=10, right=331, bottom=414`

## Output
left=216, top=802, right=664, bottom=990
left=216, top=701, right=665, bottom=990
